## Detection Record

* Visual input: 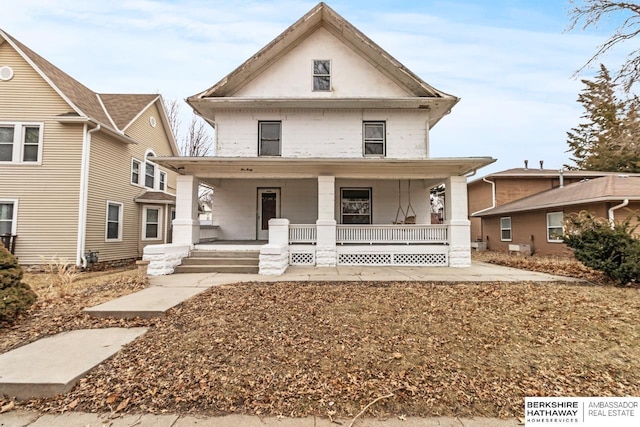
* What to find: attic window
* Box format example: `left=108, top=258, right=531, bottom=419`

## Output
left=313, top=60, right=331, bottom=91
left=149, top=116, right=157, bottom=127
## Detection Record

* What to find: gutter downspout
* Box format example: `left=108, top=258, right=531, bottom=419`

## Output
left=471, top=177, right=496, bottom=216
left=76, top=124, right=101, bottom=268
left=608, top=199, right=629, bottom=228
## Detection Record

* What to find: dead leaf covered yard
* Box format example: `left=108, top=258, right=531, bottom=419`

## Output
left=26, top=280, right=640, bottom=419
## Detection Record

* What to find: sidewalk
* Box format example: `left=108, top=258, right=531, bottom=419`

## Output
left=1, top=409, right=521, bottom=426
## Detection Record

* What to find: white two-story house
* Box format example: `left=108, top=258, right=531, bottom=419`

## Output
left=148, top=2, right=494, bottom=275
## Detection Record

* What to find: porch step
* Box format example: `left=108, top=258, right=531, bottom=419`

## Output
left=174, top=250, right=260, bottom=274
left=174, top=265, right=259, bottom=274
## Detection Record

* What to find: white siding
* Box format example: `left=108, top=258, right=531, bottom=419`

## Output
left=212, top=178, right=431, bottom=240
left=215, top=109, right=429, bottom=159
left=234, top=27, right=410, bottom=98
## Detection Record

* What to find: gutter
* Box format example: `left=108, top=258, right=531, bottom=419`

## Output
left=470, top=177, right=496, bottom=216
left=608, top=199, right=629, bottom=227
left=76, top=124, right=101, bottom=268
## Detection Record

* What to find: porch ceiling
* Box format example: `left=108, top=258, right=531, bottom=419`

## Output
left=154, top=156, right=495, bottom=181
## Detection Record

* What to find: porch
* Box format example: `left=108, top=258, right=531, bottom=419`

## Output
left=146, top=156, right=495, bottom=275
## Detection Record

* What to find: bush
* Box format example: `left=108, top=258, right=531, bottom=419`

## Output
left=563, top=211, right=640, bottom=285
left=0, top=246, right=37, bottom=322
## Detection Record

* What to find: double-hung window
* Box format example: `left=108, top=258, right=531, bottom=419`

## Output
left=106, top=201, right=123, bottom=241
left=131, top=159, right=141, bottom=185
left=313, top=59, right=331, bottom=91
left=500, top=217, right=512, bottom=241
left=258, top=121, right=281, bottom=156
left=547, top=212, right=564, bottom=242
left=143, top=206, right=162, bottom=240
left=0, top=123, right=43, bottom=163
left=0, top=200, right=17, bottom=235
left=363, top=121, right=385, bottom=156
left=159, top=171, right=167, bottom=191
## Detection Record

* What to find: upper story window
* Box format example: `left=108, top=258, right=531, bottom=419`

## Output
left=547, top=212, right=564, bottom=242
left=145, top=152, right=156, bottom=188
left=363, top=121, right=385, bottom=156
left=0, top=123, right=43, bottom=164
left=258, top=121, right=281, bottom=156
left=159, top=171, right=167, bottom=191
left=500, top=217, right=512, bottom=241
left=313, top=59, right=331, bottom=91
left=131, top=159, right=141, bottom=185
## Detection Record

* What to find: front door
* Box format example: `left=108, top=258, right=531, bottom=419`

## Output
left=257, top=188, right=280, bottom=240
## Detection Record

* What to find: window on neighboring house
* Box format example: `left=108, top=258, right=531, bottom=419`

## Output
left=363, top=121, right=385, bottom=156
left=106, top=201, right=123, bottom=241
left=131, top=159, right=141, bottom=185
left=143, top=206, right=162, bottom=240
left=159, top=171, right=166, bottom=191
left=258, top=121, right=281, bottom=156
left=547, top=211, right=564, bottom=242
left=0, top=200, right=17, bottom=235
left=313, top=59, right=331, bottom=91
left=341, top=188, right=372, bottom=224
left=145, top=152, right=156, bottom=188
left=0, top=123, right=42, bottom=163
left=500, top=217, right=512, bottom=241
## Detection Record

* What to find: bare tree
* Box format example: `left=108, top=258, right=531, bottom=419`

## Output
left=180, top=115, right=213, bottom=157
left=164, top=98, right=181, bottom=142
left=568, top=0, right=640, bottom=92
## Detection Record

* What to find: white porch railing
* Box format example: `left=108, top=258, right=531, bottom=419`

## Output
left=336, top=224, right=448, bottom=244
left=289, top=224, right=317, bottom=243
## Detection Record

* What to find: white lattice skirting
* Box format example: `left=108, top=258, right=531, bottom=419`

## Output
left=338, top=252, right=448, bottom=266
left=290, top=251, right=316, bottom=265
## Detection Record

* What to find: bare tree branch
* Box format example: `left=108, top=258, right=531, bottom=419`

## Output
left=181, top=115, right=212, bottom=157
left=163, top=98, right=182, bottom=142
left=568, top=0, right=640, bottom=91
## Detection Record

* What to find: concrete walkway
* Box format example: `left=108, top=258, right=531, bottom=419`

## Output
left=0, top=261, right=569, bottom=423
left=1, top=410, right=521, bottom=426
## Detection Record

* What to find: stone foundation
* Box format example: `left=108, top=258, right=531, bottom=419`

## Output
left=142, top=244, right=190, bottom=276
left=259, top=244, right=289, bottom=275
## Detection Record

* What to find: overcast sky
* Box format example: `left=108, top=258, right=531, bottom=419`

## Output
left=1, top=0, right=628, bottom=176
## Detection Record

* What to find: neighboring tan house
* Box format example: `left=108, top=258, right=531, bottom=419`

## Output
left=472, top=175, right=640, bottom=255
left=467, top=164, right=640, bottom=243
left=147, top=2, right=494, bottom=275
left=0, top=29, right=179, bottom=267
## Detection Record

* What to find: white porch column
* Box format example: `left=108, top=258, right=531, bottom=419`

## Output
left=316, top=175, right=337, bottom=266
left=173, top=175, right=200, bottom=246
left=445, top=175, right=471, bottom=267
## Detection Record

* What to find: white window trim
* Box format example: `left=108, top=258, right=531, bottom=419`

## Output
left=0, top=122, right=44, bottom=165
left=258, top=121, right=282, bottom=157
left=312, top=59, right=331, bottom=92
left=363, top=121, right=386, bottom=157
left=547, top=211, right=564, bottom=243
left=159, top=171, right=167, bottom=191
left=131, top=158, right=142, bottom=186
left=142, top=206, right=163, bottom=241
left=105, top=201, right=123, bottom=242
left=500, top=216, right=512, bottom=242
left=0, top=198, right=18, bottom=235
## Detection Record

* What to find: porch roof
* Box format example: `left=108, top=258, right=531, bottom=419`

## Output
left=153, top=156, right=495, bottom=184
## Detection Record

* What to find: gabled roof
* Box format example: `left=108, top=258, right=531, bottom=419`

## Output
left=188, top=2, right=458, bottom=127
left=473, top=175, right=640, bottom=217
left=0, top=29, right=179, bottom=155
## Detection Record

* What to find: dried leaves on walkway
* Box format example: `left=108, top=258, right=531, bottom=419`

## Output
left=25, top=280, right=640, bottom=419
